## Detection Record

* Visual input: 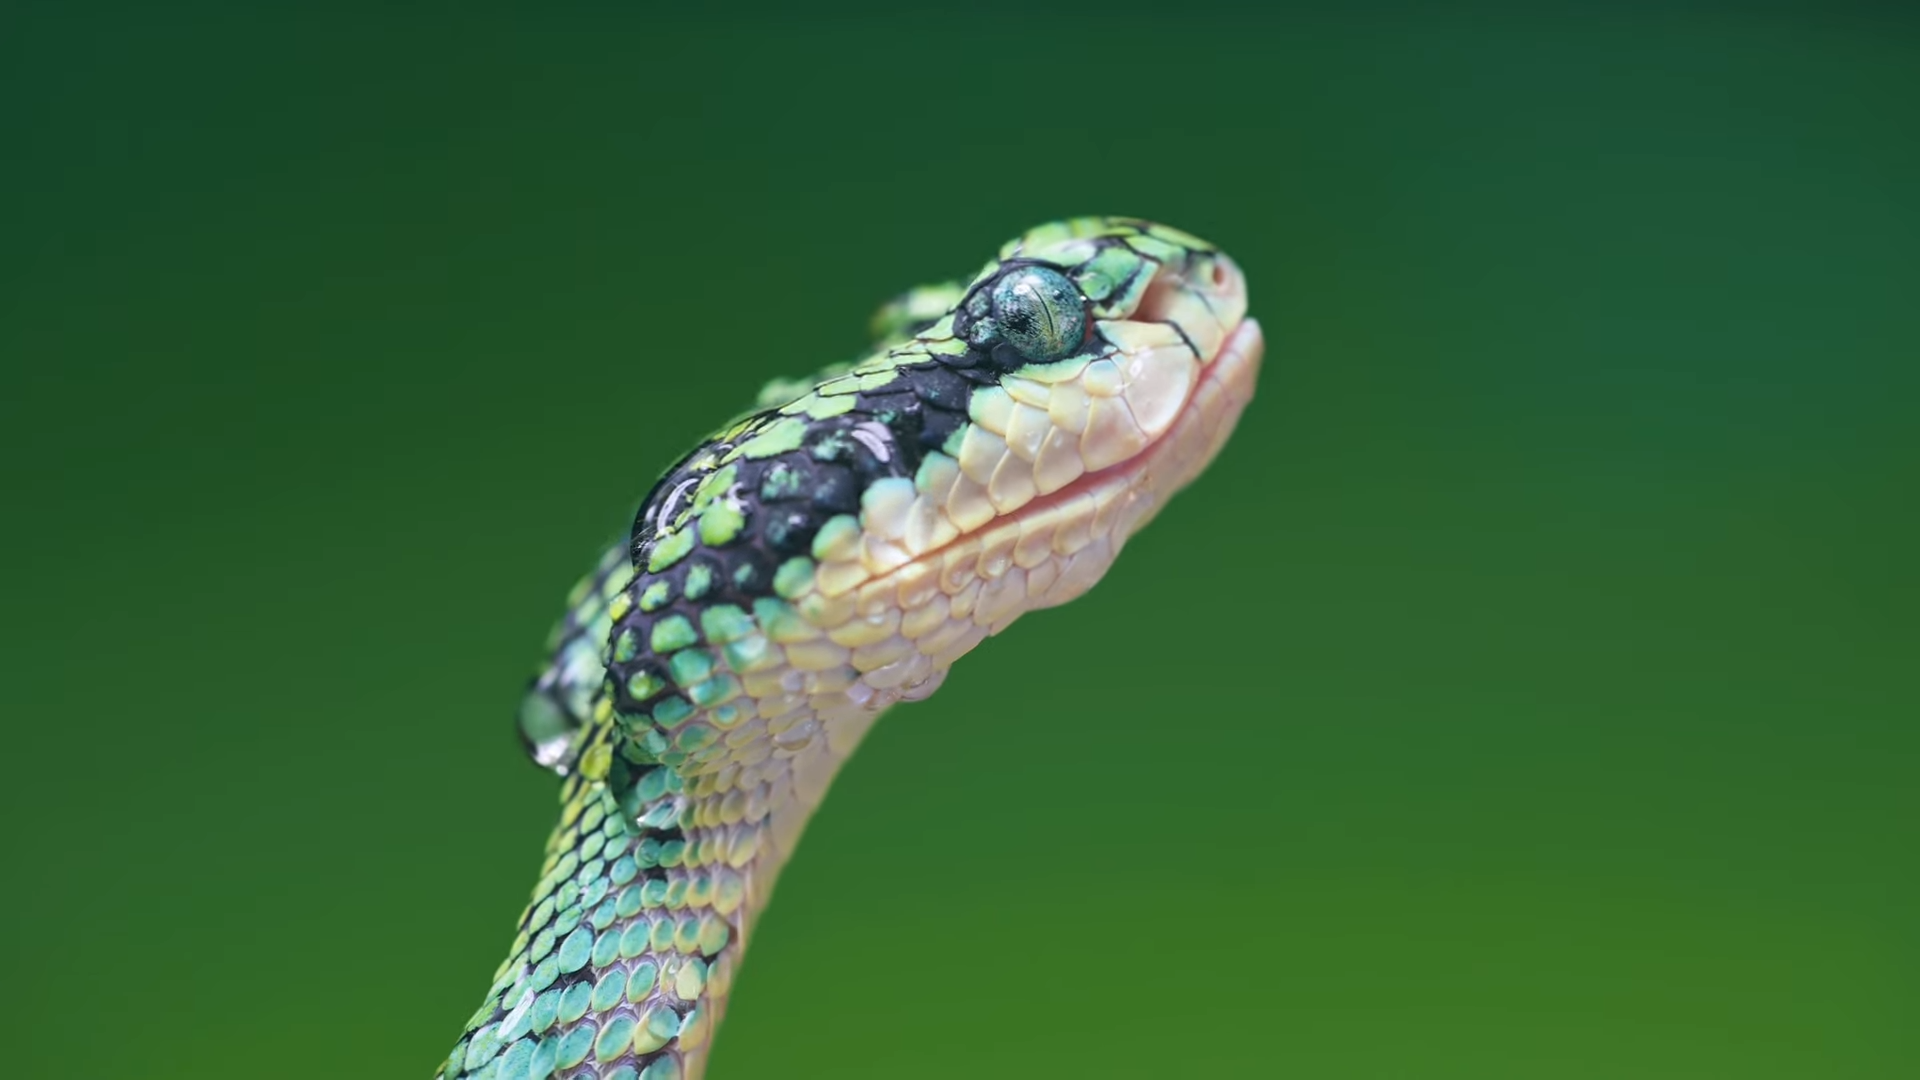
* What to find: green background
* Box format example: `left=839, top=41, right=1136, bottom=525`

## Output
left=4, top=3, right=1914, bottom=1077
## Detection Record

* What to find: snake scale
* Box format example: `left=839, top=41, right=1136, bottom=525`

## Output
left=436, top=217, right=1263, bottom=1079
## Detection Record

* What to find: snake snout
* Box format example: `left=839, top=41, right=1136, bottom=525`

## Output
left=1132, top=250, right=1249, bottom=366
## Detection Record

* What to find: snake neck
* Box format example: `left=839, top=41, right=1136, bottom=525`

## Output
left=439, top=709, right=871, bottom=1080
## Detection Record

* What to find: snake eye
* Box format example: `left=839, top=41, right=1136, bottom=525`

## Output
left=962, top=264, right=1088, bottom=365
left=993, top=266, right=1087, bottom=362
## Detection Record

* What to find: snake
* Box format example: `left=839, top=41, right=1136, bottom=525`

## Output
left=435, top=217, right=1263, bottom=1080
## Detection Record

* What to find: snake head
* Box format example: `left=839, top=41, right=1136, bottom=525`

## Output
left=759, top=217, right=1263, bottom=629
left=591, top=217, right=1260, bottom=777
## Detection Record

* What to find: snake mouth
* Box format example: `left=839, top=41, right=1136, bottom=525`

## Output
left=872, top=312, right=1264, bottom=616
left=875, top=250, right=1260, bottom=584
left=966, top=250, right=1259, bottom=554
left=991, top=313, right=1264, bottom=557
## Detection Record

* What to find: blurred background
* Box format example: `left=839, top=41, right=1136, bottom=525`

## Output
left=3, top=2, right=1914, bottom=1077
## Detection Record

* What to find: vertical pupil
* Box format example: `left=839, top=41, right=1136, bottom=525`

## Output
left=991, top=266, right=1084, bottom=363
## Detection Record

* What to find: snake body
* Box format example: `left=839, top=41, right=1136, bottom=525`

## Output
left=438, top=218, right=1263, bottom=1079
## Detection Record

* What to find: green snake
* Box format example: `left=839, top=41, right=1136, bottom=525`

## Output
left=437, top=217, right=1263, bottom=1080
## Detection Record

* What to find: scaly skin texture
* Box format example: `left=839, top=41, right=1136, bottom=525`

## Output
left=438, top=218, right=1263, bottom=1080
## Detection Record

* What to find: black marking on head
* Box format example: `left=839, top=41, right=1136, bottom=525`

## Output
left=1153, top=318, right=1201, bottom=359
left=612, top=364, right=972, bottom=719
left=606, top=226, right=1195, bottom=728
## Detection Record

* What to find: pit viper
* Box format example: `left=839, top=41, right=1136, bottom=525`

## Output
left=436, top=217, right=1263, bottom=1079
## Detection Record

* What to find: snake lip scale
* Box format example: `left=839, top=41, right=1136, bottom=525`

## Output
left=440, top=218, right=1261, bottom=1080
left=992, top=313, right=1263, bottom=547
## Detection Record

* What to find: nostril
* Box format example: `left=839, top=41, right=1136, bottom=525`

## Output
left=1208, top=259, right=1230, bottom=289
